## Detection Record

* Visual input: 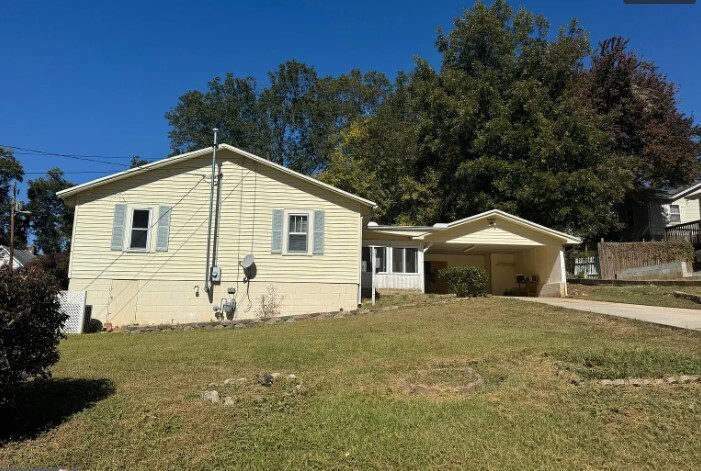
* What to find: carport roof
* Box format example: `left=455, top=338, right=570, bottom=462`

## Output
left=365, top=209, right=582, bottom=245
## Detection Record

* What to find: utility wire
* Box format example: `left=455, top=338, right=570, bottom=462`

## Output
left=0, top=144, right=160, bottom=167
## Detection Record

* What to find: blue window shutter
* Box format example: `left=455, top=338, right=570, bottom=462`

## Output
left=156, top=205, right=172, bottom=252
left=313, top=210, right=325, bottom=255
left=111, top=204, right=127, bottom=251
left=271, top=209, right=283, bottom=254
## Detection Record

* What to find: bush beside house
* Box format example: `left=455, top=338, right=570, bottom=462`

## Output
left=0, top=268, right=67, bottom=404
left=438, top=266, right=489, bottom=297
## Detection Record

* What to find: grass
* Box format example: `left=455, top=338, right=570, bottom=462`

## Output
left=570, top=284, right=701, bottom=309
left=2, top=297, right=701, bottom=470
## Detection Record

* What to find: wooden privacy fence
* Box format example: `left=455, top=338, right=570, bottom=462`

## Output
left=598, top=241, right=693, bottom=280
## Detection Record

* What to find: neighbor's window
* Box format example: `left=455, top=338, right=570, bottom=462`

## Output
left=392, top=247, right=418, bottom=274
left=669, top=205, right=681, bottom=224
left=130, top=209, right=151, bottom=250
left=288, top=214, right=309, bottom=253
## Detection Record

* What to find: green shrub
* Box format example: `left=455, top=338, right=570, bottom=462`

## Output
left=437, top=266, right=489, bottom=297
left=0, top=267, right=67, bottom=404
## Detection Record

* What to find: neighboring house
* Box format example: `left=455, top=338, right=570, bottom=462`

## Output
left=619, top=180, right=701, bottom=241
left=57, top=144, right=581, bottom=327
left=0, top=245, right=37, bottom=269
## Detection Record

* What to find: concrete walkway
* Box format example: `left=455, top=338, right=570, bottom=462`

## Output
left=514, top=297, right=701, bottom=331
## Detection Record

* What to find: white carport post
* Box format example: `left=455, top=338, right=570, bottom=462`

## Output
left=371, top=246, right=376, bottom=305
left=560, top=248, right=567, bottom=297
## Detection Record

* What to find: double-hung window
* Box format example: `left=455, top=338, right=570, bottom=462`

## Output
left=392, top=247, right=418, bottom=274
left=288, top=214, right=309, bottom=253
left=129, top=209, right=151, bottom=250
left=669, top=205, right=681, bottom=224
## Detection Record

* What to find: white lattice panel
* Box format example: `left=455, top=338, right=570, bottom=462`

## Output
left=59, top=290, right=87, bottom=334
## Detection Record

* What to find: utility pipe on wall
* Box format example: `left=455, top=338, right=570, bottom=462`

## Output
left=204, top=128, right=219, bottom=293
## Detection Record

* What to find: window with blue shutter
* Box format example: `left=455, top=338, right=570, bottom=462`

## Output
left=111, top=204, right=127, bottom=251
left=156, top=205, right=172, bottom=252
left=271, top=209, right=283, bottom=254
left=313, top=210, right=325, bottom=255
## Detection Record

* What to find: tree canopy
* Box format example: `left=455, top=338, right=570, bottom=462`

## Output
left=165, top=0, right=700, bottom=239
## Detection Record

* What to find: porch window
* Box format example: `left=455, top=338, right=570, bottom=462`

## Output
left=362, top=246, right=387, bottom=273
left=392, top=247, right=418, bottom=274
left=669, top=205, right=681, bottom=224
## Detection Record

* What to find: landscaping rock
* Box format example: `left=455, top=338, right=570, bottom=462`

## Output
left=223, top=378, right=236, bottom=385
left=600, top=380, right=613, bottom=386
left=207, top=382, right=218, bottom=389
left=271, top=372, right=282, bottom=380
left=258, top=372, right=274, bottom=387
left=667, top=376, right=680, bottom=385
left=287, top=374, right=297, bottom=382
left=202, top=390, right=220, bottom=404
left=223, top=396, right=235, bottom=406
left=680, top=375, right=695, bottom=384
left=612, top=379, right=626, bottom=386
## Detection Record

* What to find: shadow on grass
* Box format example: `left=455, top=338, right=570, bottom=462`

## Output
left=0, top=378, right=115, bottom=444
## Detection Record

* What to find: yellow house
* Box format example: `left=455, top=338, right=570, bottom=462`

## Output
left=58, top=145, right=581, bottom=327
left=58, top=144, right=375, bottom=326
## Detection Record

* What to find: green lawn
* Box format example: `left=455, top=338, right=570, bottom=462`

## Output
left=570, top=283, right=701, bottom=309
left=2, top=297, right=701, bottom=470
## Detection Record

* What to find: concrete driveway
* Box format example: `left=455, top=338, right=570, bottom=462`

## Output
left=514, top=297, right=701, bottom=331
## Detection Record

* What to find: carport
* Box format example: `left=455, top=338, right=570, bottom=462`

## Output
left=361, top=210, right=581, bottom=297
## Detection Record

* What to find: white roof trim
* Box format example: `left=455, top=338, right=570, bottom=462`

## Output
left=663, top=181, right=701, bottom=201
left=364, top=209, right=582, bottom=245
left=56, top=144, right=377, bottom=208
left=0, top=246, right=24, bottom=268
left=440, top=209, right=581, bottom=244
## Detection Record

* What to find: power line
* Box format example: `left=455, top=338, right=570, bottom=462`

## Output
left=1, top=144, right=158, bottom=160
left=0, top=144, right=160, bottom=167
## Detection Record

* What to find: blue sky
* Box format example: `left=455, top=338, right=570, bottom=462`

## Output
left=1, top=0, right=699, bottom=195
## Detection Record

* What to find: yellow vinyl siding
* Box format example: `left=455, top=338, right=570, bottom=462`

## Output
left=69, top=148, right=362, bottom=284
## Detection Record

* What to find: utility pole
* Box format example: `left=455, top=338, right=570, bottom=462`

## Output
left=8, top=182, right=15, bottom=272
left=7, top=182, right=31, bottom=272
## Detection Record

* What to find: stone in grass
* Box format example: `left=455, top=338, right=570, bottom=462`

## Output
left=599, top=380, right=613, bottom=386
left=223, top=396, right=235, bottom=406
left=612, top=379, right=626, bottom=386
left=223, top=378, right=236, bottom=385
left=271, top=372, right=282, bottom=381
left=202, top=390, right=220, bottom=404
left=207, top=382, right=218, bottom=389
left=287, top=374, right=297, bottom=382
left=258, top=372, right=274, bottom=387
left=667, top=376, right=680, bottom=385
left=679, top=375, right=695, bottom=384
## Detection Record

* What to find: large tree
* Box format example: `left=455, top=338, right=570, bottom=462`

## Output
left=0, top=147, right=27, bottom=248
left=587, top=36, right=701, bottom=193
left=165, top=73, right=265, bottom=156
left=26, top=168, right=74, bottom=254
left=410, top=1, right=631, bottom=237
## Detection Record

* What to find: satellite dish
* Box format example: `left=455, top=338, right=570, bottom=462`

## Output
left=241, top=254, right=255, bottom=268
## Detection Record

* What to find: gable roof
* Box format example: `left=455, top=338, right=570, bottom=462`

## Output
left=0, top=245, right=37, bottom=267
left=56, top=144, right=377, bottom=209
left=655, top=179, right=701, bottom=201
left=365, top=209, right=582, bottom=245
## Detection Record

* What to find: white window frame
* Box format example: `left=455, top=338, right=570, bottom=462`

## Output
left=126, top=206, right=153, bottom=252
left=668, top=204, right=682, bottom=224
left=391, top=247, right=419, bottom=274
left=374, top=246, right=388, bottom=273
left=284, top=210, right=311, bottom=255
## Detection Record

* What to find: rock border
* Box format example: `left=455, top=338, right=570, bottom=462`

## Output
left=117, top=296, right=480, bottom=334
left=597, top=375, right=700, bottom=386
left=402, top=367, right=483, bottom=396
